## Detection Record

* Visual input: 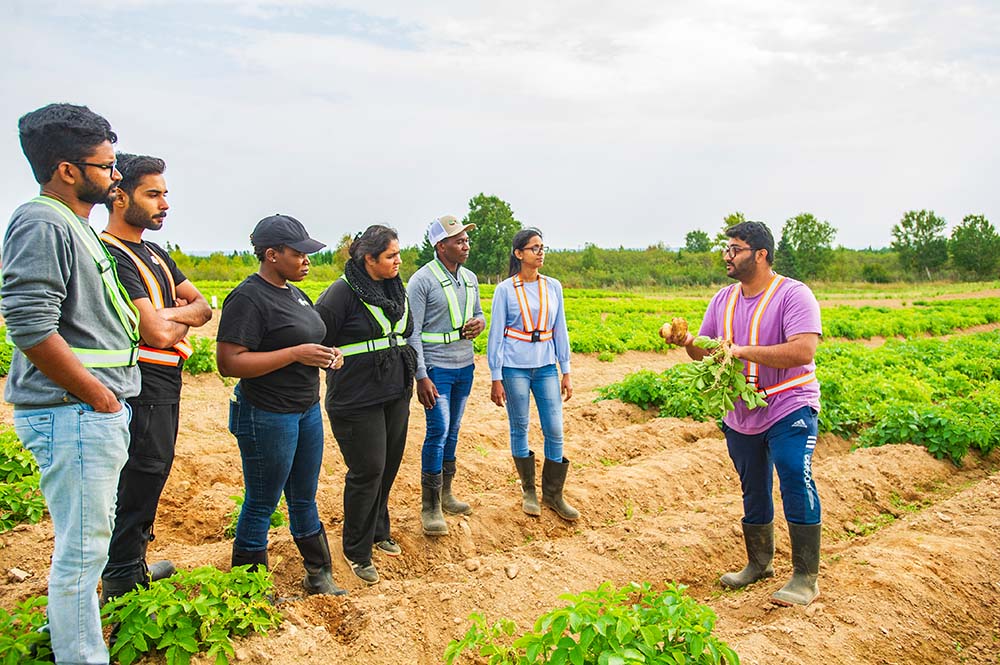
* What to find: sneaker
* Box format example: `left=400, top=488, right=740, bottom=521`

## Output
left=343, top=554, right=379, bottom=585
left=374, top=538, right=402, bottom=557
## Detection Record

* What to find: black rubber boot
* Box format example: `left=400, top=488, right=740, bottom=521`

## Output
left=294, top=526, right=348, bottom=596
left=421, top=472, right=449, bottom=536
left=541, top=457, right=579, bottom=521
left=441, top=459, right=473, bottom=515
left=149, top=560, right=176, bottom=581
left=100, top=568, right=147, bottom=606
left=512, top=453, right=541, bottom=516
left=231, top=544, right=269, bottom=572
left=772, top=522, right=821, bottom=606
left=720, top=521, right=775, bottom=588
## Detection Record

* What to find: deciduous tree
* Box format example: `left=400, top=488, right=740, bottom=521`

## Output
left=463, top=193, right=522, bottom=282
left=950, top=214, right=999, bottom=279
left=774, top=213, right=837, bottom=280
left=891, top=210, right=948, bottom=278
left=684, top=230, right=711, bottom=253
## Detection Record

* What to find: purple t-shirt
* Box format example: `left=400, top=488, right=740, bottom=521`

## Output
left=699, top=276, right=821, bottom=435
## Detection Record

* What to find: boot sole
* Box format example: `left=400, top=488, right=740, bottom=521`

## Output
left=771, top=589, right=819, bottom=607
left=422, top=527, right=449, bottom=536
left=442, top=506, right=473, bottom=516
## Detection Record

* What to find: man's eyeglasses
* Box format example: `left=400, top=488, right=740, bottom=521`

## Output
left=523, top=244, right=545, bottom=254
left=722, top=245, right=753, bottom=258
left=70, top=161, right=117, bottom=173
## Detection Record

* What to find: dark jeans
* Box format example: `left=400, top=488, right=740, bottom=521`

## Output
left=723, top=405, right=822, bottom=525
left=420, top=364, right=474, bottom=473
left=228, top=385, right=324, bottom=550
left=329, top=396, right=409, bottom=563
left=104, top=400, right=179, bottom=581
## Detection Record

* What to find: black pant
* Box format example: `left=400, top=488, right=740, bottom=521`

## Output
left=104, top=401, right=179, bottom=581
left=329, top=396, right=409, bottom=563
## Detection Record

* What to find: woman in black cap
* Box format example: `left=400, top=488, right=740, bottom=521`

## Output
left=314, top=224, right=416, bottom=585
left=216, top=214, right=347, bottom=596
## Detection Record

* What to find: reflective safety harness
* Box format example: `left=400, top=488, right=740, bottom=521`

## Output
left=100, top=232, right=193, bottom=366
left=503, top=275, right=552, bottom=343
left=723, top=273, right=816, bottom=397
left=30, top=196, right=140, bottom=367
left=420, top=259, right=475, bottom=344
left=338, top=274, right=409, bottom=357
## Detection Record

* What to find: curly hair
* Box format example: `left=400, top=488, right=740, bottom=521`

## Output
left=18, top=103, right=117, bottom=184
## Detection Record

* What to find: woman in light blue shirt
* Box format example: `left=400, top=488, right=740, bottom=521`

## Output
left=487, top=228, right=579, bottom=521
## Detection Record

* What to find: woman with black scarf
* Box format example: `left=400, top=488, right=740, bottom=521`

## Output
left=315, top=225, right=417, bottom=585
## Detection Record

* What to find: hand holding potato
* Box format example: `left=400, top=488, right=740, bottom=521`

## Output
left=658, top=317, right=689, bottom=345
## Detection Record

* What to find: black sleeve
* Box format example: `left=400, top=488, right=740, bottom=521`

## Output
left=106, top=244, right=148, bottom=301
left=217, top=290, right=266, bottom=350
left=315, top=280, right=351, bottom=348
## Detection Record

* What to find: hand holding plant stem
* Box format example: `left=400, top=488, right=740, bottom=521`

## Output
left=674, top=336, right=768, bottom=416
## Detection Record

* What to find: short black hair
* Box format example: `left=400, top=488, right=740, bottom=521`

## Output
left=18, top=103, right=118, bottom=184
left=107, top=152, right=165, bottom=211
left=726, top=221, right=775, bottom=265
left=253, top=244, right=285, bottom=262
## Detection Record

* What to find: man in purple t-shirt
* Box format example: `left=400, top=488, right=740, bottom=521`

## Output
left=683, top=221, right=822, bottom=607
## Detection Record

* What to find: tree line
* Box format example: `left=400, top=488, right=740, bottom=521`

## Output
left=168, top=195, right=998, bottom=287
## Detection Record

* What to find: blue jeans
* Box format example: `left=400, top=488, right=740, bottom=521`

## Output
left=723, top=405, right=822, bottom=525
left=228, top=385, right=324, bottom=550
left=420, top=364, right=475, bottom=473
left=14, top=401, right=130, bottom=665
left=501, top=364, right=564, bottom=461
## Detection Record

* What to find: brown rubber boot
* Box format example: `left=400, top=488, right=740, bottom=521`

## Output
left=720, top=521, right=775, bottom=588
left=541, top=457, right=579, bottom=521
left=772, top=522, right=821, bottom=606
left=512, top=453, right=541, bottom=516
left=421, top=472, right=449, bottom=535
left=441, top=459, right=473, bottom=515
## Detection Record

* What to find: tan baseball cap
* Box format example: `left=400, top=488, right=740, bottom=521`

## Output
left=427, top=215, right=476, bottom=245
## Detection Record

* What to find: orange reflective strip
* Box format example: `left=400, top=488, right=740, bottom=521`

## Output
left=722, top=284, right=740, bottom=342
left=503, top=328, right=554, bottom=342
left=101, top=233, right=165, bottom=309
left=507, top=276, right=552, bottom=340
left=760, top=371, right=816, bottom=397
left=745, top=275, right=784, bottom=387
left=138, top=347, right=182, bottom=366
left=102, top=233, right=190, bottom=358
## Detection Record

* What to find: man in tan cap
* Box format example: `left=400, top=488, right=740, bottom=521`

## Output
left=406, top=216, right=485, bottom=535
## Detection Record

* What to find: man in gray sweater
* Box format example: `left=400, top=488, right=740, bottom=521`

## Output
left=406, top=215, right=485, bottom=536
left=2, top=103, right=140, bottom=665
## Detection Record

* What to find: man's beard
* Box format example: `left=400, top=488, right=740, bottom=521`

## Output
left=76, top=172, right=117, bottom=206
left=124, top=203, right=164, bottom=231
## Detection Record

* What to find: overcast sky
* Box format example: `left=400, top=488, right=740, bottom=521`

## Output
left=2, top=1, right=997, bottom=253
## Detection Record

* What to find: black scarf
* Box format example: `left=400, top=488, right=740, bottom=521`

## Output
left=344, top=260, right=417, bottom=391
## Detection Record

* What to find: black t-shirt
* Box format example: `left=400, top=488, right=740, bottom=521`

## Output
left=217, top=274, right=326, bottom=413
left=104, top=236, right=187, bottom=404
left=314, top=278, right=413, bottom=414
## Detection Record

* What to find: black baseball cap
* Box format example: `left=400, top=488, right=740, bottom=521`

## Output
left=250, top=214, right=326, bottom=253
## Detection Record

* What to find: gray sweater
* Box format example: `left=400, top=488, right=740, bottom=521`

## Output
left=405, top=258, right=485, bottom=380
left=2, top=198, right=140, bottom=407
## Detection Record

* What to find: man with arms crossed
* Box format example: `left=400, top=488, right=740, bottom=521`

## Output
left=406, top=215, right=485, bottom=535
left=100, top=153, right=212, bottom=602
left=683, top=221, right=823, bottom=606
left=2, top=103, right=140, bottom=664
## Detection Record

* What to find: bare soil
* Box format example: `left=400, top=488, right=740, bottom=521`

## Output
left=2, top=326, right=999, bottom=664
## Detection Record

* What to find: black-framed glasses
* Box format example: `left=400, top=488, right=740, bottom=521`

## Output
left=70, top=161, right=117, bottom=173
left=722, top=244, right=753, bottom=258
left=523, top=244, right=545, bottom=254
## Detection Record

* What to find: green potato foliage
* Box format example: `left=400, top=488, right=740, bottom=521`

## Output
left=0, top=597, right=52, bottom=665
left=102, top=566, right=281, bottom=665
left=444, top=581, right=739, bottom=665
